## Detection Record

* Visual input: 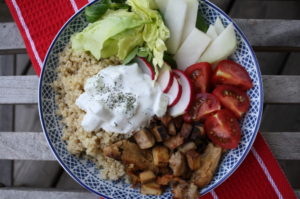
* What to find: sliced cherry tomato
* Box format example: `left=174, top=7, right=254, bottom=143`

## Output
left=205, top=109, right=241, bottom=149
left=213, top=85, right=250, bottom=119
left=185, top=62, right=212, bottom=93
left=184, top=93, right=221, bottom=122
left=212, top=60, right=253, bottom=90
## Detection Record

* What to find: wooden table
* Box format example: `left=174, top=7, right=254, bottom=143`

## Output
left=0, top=0, right=299, bottom=198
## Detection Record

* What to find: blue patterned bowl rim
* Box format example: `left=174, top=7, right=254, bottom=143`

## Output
left=38, top=0, right=264, bottom=198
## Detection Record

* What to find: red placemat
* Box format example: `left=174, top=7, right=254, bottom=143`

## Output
left=5, top=0, right=297, bottom=198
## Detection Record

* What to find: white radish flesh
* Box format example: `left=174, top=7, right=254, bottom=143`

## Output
left=165, top=0, right=188, bottom=54
left=206, top=25, right=218, bottom=40
left=182, top=0, right=199, bottom=42
left=174, top=28, right=211, bottom=71
left=214, top=17, right=225, bottom=35
left=135, top=57, right=155, bottom=80
left=166, top=77, right=182, bottom=107
left=157, top=70, right=174, bottom=93
left=155, top=0, right=169, bottom=13
left=169, top=70, right=193, bottom=117
left=199, top=23, right=237, bottom=64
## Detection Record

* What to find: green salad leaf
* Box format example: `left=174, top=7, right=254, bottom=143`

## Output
left=126, top=0, right=170, bottom=77
left=196, top=10, right=209, bottom=32
left=72, top=9, right=146, bottom=60
left=85, top=0, right=130, bottom=23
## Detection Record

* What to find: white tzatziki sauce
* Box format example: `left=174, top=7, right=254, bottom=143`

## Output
left=76, top=63, right=168, bottom=134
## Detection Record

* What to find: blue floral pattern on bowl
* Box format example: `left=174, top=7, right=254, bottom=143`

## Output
left=38, top=0, right=263, bottom=198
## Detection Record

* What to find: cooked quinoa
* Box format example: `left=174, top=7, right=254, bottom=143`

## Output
left=53, top=44, right=130, bottom=180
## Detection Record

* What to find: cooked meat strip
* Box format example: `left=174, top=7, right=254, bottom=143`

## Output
left=179, top=123, right=193, bottom=139
left=173, top=116, right=183, bottom=130
left=190, top=123, right=205, bottom=140
left=164, top=135, right=185, bottom=150
left=156, top=174, right=174, bottom=186
left=178, top=142, right=197, bottom=154
left=186, top=183, right=199, bottom=199
left=172, top=182, right=199, bottom=199
left=104, top=140, right=155, bottom=171
left=134, top=128, right=155, bottom=149
left=172, top=182, right=187, bottom=199
left=186, top=150, right=201, bottom=170
left=191, top=143, right=222, bottom=188
left=141, top=182, right=162, bottom=195
left=103, top=140, right=123, bottom=160
left=152, top=146, right=170, bottom=167
left=168, top=121, right=177, bottom=135
left=125, top=166, right=140, bottom=187
left=139, top=170, right=156, bottom=184
left=152, top=125, right=170, bottom=142
left=169, top=151, right=187, bottom=177
left=159, top=114, right=172, bottom=126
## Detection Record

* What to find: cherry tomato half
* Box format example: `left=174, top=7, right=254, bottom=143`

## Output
left=205, top=109, right=241, bottom=149
left=213, top=85, right=250, bottom=119
left=184, top=93, right=221, bottom=122
left=185, top=62, right=212, bottom=93
left=212, top=60, right=253, bottom=90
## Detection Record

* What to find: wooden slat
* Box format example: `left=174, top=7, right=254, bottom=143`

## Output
left=0, top=132, right=299, bottom=160
left=0, top=187, right=297, bottom=199
left=235, top=19, right=300, bottom=51
left=1, top=75, right=300, bottom=104
left=1, top=19, right=300, bottom=52
left=0, top=188, right=97, bottom=199
left=0, top=76, right=38, bottom=104
left=0, top=132, right=55, bottom=161
left=210, top=0, right=233, bottom=11
left=0, top=23, right=26, bottom=54
left=263, top=75, right=300, bottom=104
left=262, top=132, right=300, bottom=160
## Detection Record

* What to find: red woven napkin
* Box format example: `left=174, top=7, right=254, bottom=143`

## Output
left=5, top=0, right=297, bottom=198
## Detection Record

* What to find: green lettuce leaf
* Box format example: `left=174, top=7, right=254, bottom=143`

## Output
left=126, top=0, right=170, bottom=76
left=71, top=9, right=146, bottom=60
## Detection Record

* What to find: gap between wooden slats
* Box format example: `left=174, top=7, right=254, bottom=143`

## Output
left=0, top=132, right=298, bottom=161
left=1, top=75, right=300, bottom=104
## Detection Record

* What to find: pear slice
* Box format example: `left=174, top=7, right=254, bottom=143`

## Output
left=206, top=25, right=218, bottom=40
left=175, top=28, right=211, bottom=70
left=199, top=23, right=237, bottom=64
left=182, top=0, right=199, bottom=42
left=214, top=17, right=225, bottom=35
left=165, top=0, right=188, bottom=54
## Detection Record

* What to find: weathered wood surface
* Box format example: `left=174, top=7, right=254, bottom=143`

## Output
left=210, top=0, right=233, bottom=11
left=262, top=75, right=300, bottom=104
left=0, top=76, right=38, bottom=104
left=0, top=132, right=55, bottom=160
left=0, top=132, right=299, bottom=160
left=0, top=23, right=25, bottom=54
left=1, top=19, right=300, bottom=52
left=1, top=75, right=300, bottom=104
left=0, top=188, right=98, bottom=199
left=235, top=19, right=300, bottom=50
left=262, top=132, right=300, bottom=160
left=56, top=172, right=85, bottom=190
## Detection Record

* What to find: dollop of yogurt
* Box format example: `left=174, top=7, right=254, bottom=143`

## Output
left=76, top=63, right=168, bottom=134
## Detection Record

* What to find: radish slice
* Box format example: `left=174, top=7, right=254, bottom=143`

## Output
left=166, top=77, right=182, bottom=107
left=135, top=57, right=155, bottom=80
left=157, top=70, right=174, bottom=93
left=169, top=70, right=193, bottom=117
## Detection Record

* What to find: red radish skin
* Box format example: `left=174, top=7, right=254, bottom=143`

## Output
left=169, top=70, right=193, bottom=117
left=157, top=70, right=174, bottom=93
left=135, top=57, right=155, bottom=80
left=166, top=77, right=182, bottom=107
